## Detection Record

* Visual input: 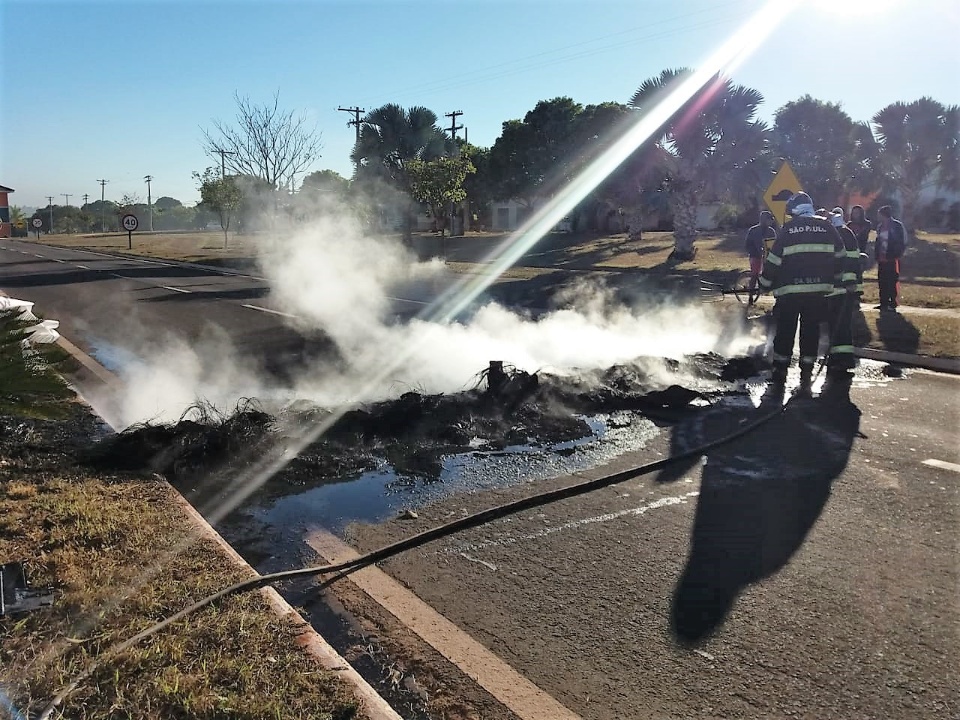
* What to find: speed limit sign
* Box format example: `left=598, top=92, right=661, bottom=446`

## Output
left=31, top=218, right=43, bottom=229
left=121, top=214, right=139, bottom=231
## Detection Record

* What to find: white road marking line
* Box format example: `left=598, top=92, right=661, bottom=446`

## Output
left=33, top=253, right=45, bottom=258
left=922, top=459, right=960, bottom=474
left=444, top=491, right=700, bottom=554
left=75, top=264, right=90, bottom=269
left=109, top=273, right=129, bottom=279
left=308, top=531, right=582, bottom=720
left=241, top=303, right=298, bottom=318
left=52, top=258, right=66, bottom=263
left=159, top=285, right=192, bottom=294
left=386, top=295, right=430, bottom=306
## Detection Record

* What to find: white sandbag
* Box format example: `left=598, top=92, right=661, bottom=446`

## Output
left=0, top=296, right=38, bottom=321
left=23, top=319, right=61, bottom=345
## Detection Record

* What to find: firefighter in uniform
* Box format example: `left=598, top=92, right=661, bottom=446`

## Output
left=824, top=206, right=865, bottom=397
left=758, top=192, right=845, bottom=394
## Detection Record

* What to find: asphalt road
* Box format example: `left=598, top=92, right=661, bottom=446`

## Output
left=4, top=237, right=958, bottom=719
left=346, top=369, right=960, bottom=719
left=0, top=238, right=438, bottom=378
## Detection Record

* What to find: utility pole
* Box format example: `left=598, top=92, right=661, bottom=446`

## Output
left=82, top=193, right=90, bottom=207
left=61, top=193, right=72, bottom=207
left=215, top=148, right=234, bottom=178
left=97, top=179, right=109, bottom=232
left=444, top=111, right=464, bottom=238
left=338, top=106, right=365, bottom=175
left=46, top=196, right=54, bottom=233
left=144, top=175, right=154, bottom=231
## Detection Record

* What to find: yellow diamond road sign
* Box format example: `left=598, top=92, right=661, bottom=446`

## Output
left=764, top=161, right=804, bottom=226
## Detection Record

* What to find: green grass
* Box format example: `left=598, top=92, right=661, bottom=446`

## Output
left=0, top=312, right=75, bottom=418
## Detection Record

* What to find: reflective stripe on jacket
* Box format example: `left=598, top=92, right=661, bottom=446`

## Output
left=759, top=216, right=844, bottom=298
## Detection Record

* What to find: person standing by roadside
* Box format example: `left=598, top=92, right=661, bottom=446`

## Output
left=759, top=192, right=845, bottom=395
left=744, top=210, right=777, bottom=304
left=875, top=205, right=906, bottom=311
left=847, top=204, right=872, bottom=255
left=824, top=207, right=864, bottom=397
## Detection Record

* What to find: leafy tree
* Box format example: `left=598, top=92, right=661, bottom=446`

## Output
left=202, top=91, right=323, bottom=192
left=154, top=205, right=197, bottom=231
left=154, top=196, right=183, bottom=211
left=488, top=97, right=583, bottom=205
left=194, top=167, right=242, bottom=248
left=870, top=97, right=960, bottom=232
left=351, top=104, right=448, bottom=239
left=771, top=96, right=866, bottom=209
left=297, top=170, right=352, bottom=219
left=407, top=156, right=476, bottom=237
left=301, top=169, right=350, bottom=194
left=629, top=68, right=767, bottom=260
left=232, top=174, right=276, bottom=232
left=83, top=200, right=121, bottom=232
left=460, top=143, right=494, bottom=228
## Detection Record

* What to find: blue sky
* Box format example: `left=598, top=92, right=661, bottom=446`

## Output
left=1, top=0, right=957, bottom=209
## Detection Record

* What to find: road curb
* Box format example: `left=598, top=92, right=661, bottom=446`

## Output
left=854, top=347, right=960, bottom=374
left=173, top=496, right=402, bottom=720
left=19, top=315, right=402, bottom=720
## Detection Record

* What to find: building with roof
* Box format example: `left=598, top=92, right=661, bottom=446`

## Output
left=0, top=185, right=13, bottom=238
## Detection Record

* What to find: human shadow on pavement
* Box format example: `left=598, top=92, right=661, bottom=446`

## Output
left=655, top=392, right=861, bottom=645
left=875, top=309, right=921, bottom=355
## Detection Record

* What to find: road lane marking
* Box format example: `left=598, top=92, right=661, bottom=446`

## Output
left=922, top=459, right=960, bottom=473
left=52, top=258, right=66, bottom=263
left=75, top=264, right=90, bottom=269
left=386, top=295, right=430, bottom=306
left=159, top=285, right=192, bottom=294
left=241, top=303, right=298, bottom=319
left=33, top=253, right=45, bottom=258
left=443, top=491, right=700, bottom=554
left=308, top=531, right=583, bottom=720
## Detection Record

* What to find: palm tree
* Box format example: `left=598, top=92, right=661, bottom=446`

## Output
left=351, top=104, right=448, bottom=240
left=871, top=98, right=960, bottom=233
left=629, top=68, right=767, bottom=261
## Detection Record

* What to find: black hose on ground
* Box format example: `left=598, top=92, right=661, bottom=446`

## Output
left=38, top=380, right=815, bottom=719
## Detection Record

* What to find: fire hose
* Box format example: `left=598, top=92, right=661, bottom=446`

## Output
left=38, top=363, right=834, bottom=719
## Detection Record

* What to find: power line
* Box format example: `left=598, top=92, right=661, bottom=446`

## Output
left=352, top=2, right=748, bottom=106
left=97, top=179, right=109, bottom=232
left=445, top=111, right=464, bottom=238
left=380, top=15, right=748, bottom=109
left=82, top=193, right=90, bottom=206
left=338, top=106, right=365, bottom=175
left=214, top=148, right=234, bottom=178
left=144, top=175, right=154, bottom=231
left=61, top=193, right=71, bottom=207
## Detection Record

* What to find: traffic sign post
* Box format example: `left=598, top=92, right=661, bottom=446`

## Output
left=763, top=161, right=804, bottom=227
left=31, top=217, right=43, bottom=240
left=121, top=213, right=138, bottom=249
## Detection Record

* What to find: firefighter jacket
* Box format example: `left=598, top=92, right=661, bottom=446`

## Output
left=835, top=224, right=864, bottom=294
left=758, top=215, right=844, bottom=298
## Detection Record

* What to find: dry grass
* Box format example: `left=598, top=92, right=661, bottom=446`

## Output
left=0, top=317, right=359, bottom=719
left=0, top=476, right=358, bottom=719
left=35, top=232, right=260, bottom=265
left=855, top=311, right=960, bottom=359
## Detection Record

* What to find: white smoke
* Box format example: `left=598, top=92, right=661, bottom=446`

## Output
left=102, top=212, right=756, bottom=427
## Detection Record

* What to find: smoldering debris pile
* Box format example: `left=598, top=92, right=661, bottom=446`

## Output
left=81, top=399, right=274, bottom=479
left=81, top=353, right=767, bottom=493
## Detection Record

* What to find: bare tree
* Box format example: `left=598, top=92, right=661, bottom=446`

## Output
left=202, top=91, right=322, bottom=191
